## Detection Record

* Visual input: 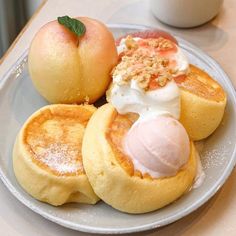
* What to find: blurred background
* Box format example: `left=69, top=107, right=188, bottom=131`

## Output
left=0, top=0, right=42, bottom=57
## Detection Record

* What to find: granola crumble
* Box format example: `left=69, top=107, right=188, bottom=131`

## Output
left=112, top=36, right=177, bottom=90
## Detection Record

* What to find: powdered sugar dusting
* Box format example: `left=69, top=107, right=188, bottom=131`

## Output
left=201, top=141, right=231, bottom=170
left=35, top=143, right=82, bottom=174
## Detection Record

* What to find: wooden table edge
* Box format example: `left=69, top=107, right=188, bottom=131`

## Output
left=0, top=0, right=48, bottom=65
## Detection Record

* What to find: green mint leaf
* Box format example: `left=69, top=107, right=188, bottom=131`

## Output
left=57, top=16, right=86, bottom=37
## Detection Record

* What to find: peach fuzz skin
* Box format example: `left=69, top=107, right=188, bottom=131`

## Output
left=28, top=17, right=118, bottom=104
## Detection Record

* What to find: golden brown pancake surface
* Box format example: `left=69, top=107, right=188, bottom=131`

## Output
left=107, top=112, right=161, bottom=179
left=106, top=113, right=137, bottom=177
left=175, top=64, right=226, bottom=102
left=23, top=105, right=93, bottom=176
left=13, top=104, right=99, bottom=206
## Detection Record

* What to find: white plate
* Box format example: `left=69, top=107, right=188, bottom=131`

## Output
left=0, top=24, right=236, bottom=234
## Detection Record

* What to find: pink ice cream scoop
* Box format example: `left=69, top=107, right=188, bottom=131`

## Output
left=123, top=115, right=190, bottom=178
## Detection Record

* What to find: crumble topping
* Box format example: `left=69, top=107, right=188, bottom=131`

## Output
left=112, top=36, right=178, bottom=90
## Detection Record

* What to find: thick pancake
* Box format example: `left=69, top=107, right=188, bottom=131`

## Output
left=13, top=104, right=99, bottom=206
left=176, top=65, right=225, bottom=102
left=176, top=65, right=227, bottom=140
left=82, top=103, right=197, bottom=214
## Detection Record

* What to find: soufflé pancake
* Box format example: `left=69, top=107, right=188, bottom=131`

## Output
left=177, top=64, right=227, bottom=140
left=13, top=104, right=99, bottom=206
left=82, top=104, right=197, bottom=213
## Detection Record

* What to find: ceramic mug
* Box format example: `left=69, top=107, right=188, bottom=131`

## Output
left=150, top=0, right=224, bottom=28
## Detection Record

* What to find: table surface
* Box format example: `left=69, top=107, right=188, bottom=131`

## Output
left=0, top=0, right=236, bottom=235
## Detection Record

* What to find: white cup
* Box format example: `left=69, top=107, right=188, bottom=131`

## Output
left=150, top=0, right=224, bottom=28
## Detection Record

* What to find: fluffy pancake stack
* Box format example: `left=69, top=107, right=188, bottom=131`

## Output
left=13, top=24, right=227, bottom=214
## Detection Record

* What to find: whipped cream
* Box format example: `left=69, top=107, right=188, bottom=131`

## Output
left=111, top=36, right=189, bottom=120
left=172, top=47, right=189, bottom=76
left=111, top=78, right=180, bottom=120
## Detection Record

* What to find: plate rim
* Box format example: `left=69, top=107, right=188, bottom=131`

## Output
left=0, top=23, right=236, bottom=234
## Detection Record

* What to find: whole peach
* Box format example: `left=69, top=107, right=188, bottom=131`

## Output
left=28, top=17, right=118, bottom=104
